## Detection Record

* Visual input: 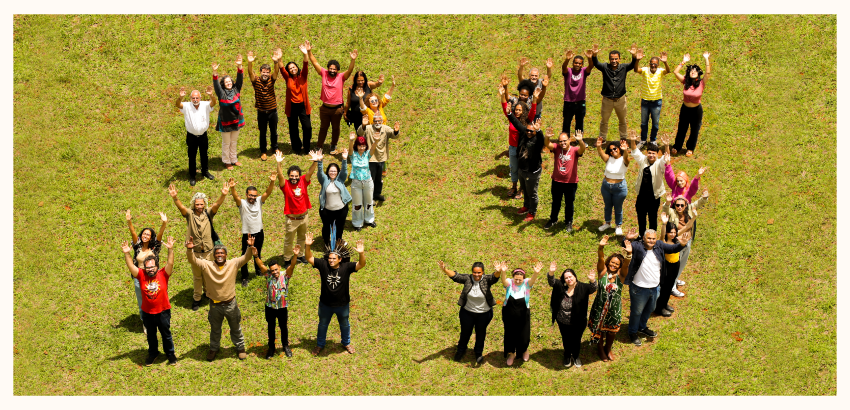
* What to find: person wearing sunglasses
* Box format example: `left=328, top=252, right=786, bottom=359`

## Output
left=662, top=190, right=709, bottom=297
left=595, top=136, right=630, bottom=235
left=543, top=129, right=587, bottom=232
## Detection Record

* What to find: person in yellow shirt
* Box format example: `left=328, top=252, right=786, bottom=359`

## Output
left=633, top=51, right=671, bottom=147
left=357, top=76, right=396, bottom=176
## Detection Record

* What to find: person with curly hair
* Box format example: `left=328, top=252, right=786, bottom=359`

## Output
left=587, top=235, right=630, bottom=362
left=671, top=52, right=712, bottom=157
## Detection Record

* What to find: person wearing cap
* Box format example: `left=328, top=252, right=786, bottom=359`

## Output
left=500, top=261, right=544, bottom=366
left=347, top=131, right=375, bottom=231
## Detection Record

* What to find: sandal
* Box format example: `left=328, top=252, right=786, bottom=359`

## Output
left=506, top=188, right=517, bottom=198
left=685, top=150, right=693, bottom=157
left=670, top=148, right=678, bottom=155
left=514, top=191, right=523, bottom=200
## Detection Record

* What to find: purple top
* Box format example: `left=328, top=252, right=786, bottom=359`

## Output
left=563, top=66, right=591, bottom=102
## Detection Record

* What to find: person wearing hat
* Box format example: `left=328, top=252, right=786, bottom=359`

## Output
left=500, top=261, right=544, bottom=366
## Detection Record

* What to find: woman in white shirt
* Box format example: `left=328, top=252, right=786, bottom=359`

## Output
left=500, top=261, right=543, bottom=366
left=595, top=137, right=631, bottom=235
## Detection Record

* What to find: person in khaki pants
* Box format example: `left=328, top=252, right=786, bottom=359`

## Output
left=590, top=43, right=641, bottom=140
left=275, top=149, right=320, bottom=268
left=168, top=182, right=228, bottom=311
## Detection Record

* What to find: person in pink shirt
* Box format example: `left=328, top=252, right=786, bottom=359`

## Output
left=543, top=129, right=587, bottom=233
left=306, top=43, right=357, bottom=154
left=664, top=162, right=707, bottom=202
left=671, top=52, right=711, bottom=157
left=560, top=49, right=594, bottom=135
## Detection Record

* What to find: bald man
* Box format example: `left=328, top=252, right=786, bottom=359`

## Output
left=176, top=86, right=218, bottom=186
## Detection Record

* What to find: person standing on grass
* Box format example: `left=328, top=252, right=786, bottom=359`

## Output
left=498, top=76, right=539, bottom=200
left=212, top=57, right=246, bottom=170
left=671, top=52, right=711, bottom=157
left=622, top=227, right=687, bottom=346
left=543, top=129, right=587, bottom=233
left=595, top=136, right=630, bottom=236
left=662, top=190, right=709, bottom=298
left=303, top=233, right=367, bottom=356
left=587, top=235, right=630, bottom=362
left=124, top=210, right=168, bottom=335
left=627, top=132, right=669, bottom=238
left=316, top=148, right=351, bottom=246
left=560, top=49, right=594, bottom=135
left=247, top=49, right=282, bottom=161
left=227, top=174, right=277, bottom=288
left=175, top=86, right=217, bottom=186
left=186, top=234, right=256, bottom=361
left=120, top=236, right=177, bottom=366
left=500, top=261, right=543, bottom=366
left=347, top=132, right=376, bottom=231
left=344, top=70, right=384, bottom=129
left=356, top=76, right=396, bottom=177
left=275, top=149, right=320, bottom=268
left=306, top=42, right=357, bottom=154
left=547, top=262, right=597, bottom=368
left=665, top=164, right=707, bottom=202
left=517, top=57, right=553, bottom=121
left=437, top=260, right=502, bottom=365
left=591, top=43, right=640, bottom=141
left=634, top=51, right=670, bottom=147
left=279, top=42, right=313, bottom=156
left=501, top=82, right=548, bottom=222
left=251, top=244, right=300, bottom=359
left=654, top=214, right=696, bottom=317
left=356, top=113, right=400, bottom=203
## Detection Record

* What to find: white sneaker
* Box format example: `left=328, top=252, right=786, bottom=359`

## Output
left=671, top=289, right=685, bottom=297
left=598, top=223, right=611, bottom=232
left=677, top=280, right=686, bottom=286
left=636, top=141, right=645, bottom=149
left=574, top=357, right=582, bottom=367
left=615, top=226, right=623, bottom=236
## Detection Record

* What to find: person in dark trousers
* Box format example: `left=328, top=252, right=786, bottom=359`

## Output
left=543, top=129, right=587, bottom=232
left=560, top=49, right=594, bottom=135
left=246, top=49, right=282, bottom=161
left=279, top=42, right=313, bottom=155
left=500, top=261, right=543, bottom=366
left=228, top=174, right=277, bottom=287
left=626, top=133, right=669, bottom=238
left=356, top=113, right=400, bottom=202
left=437, top=259, right=502, bottom=365
left=548, top=262, right=597, bottom=368
left=590, top=43, right=640, bottom=141
left=251, top=243, right=300, bottom=359
left=501, top=84, right=548, bottom=222
left=654, top=214, right=695, bottom=317
left=671, top=52, right=712, bottom=157
left=175, top=86, right=217, bottom=186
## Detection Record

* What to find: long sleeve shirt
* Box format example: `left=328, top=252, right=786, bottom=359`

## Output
left=664, top=164, right=701, bottom=201
left=186, top=248, right=252, bottom=302
left=592, top=55, right=637, bottom=99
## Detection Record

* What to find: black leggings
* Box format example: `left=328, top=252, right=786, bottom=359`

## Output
left=258, top=109, right=279, bottom=154
left=557, top=320, right=586, bottom=360
left=673, top=104, right=703, bottom=152
left=320, top=203, right=349, bottom=246
left=655, top=261, right=680, bottom=314
left=369, top=162, right=385, bottom=199
left=458, top=308, right=493, bottom=356
left=562, top=100, right=586, bottom=135
left=265, top=306, right=289, bottom=346
left=287, top=102, right=312, bottom=154
left=240, top=229, right=264, bottom=281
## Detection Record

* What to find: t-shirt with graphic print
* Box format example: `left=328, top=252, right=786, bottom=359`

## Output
left=550, top=144, right=582, bottom=184
left=280, top=175, right=312, bottom=215
left=136, top=268, right=171, bottom=314
left=265, top=272, right=291, bottom=309
left=314, top=258, right=358, bottom=307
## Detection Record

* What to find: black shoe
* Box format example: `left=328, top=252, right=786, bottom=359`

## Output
left=284, top=345, right=293, bottom=358
left=241, top=279, right=248, bottom=288
left=630, top=333, right=642, bottom=346
left=354, top=226, right=362, bottom=232
left=189, top=178, right=196, bottom=187
left=453, top=349, right=465, bottom=362
left=564, top=356, right=573, bottom=368
left=543, top=220, right=556, bottom=230
left=191, top=299, right=200, bottom=311
left=167, top=355, right=177, bottom=365
left=375, top=195, right=386, bottom=202
left=283, top=260, right=292, bottom=269
left=203, top=171, right=215, bottom=181
left=476, top=355, right=484, bottom=365
left=297, top=256, right=308, bottom=264
left=265, top=346, right=276, bottom=359
left=666, top=304, right=675, bottom=312
left=145, top=351, right=159, bottom=366
left=659, top=308, right=673, bottom=317
left=639, top=327, right=658, bottom=337
left=366, top=222, right=376, bottom=228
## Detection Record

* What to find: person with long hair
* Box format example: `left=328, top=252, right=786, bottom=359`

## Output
left=344, top=71, right=384, bottom=129
left=212, top=56, right=246, bottom=170
left=500, top=261, right=543, bottom=366
left=356, top=76, right=397, bottom=176
left=279, top=42, right=313, bottom=155
left=347, top=132, right=375, bottom=231
left=547, top=262, right=597, bottom=368
left=665, top=163, right=707, bottom=202
left=498, top=75, right=540, bottom=199
left=654, top=213, right=696, bottom=317
left=587, top=235, right=630, bottom=362
left=316, top=148, right=351, bottom=245
left=671, top=52, right=711, bottom=157
left=561, top=49, right=594, bottom=135
left=437, top=259, right=503, bottom=365
left=306, top=42, right=357, bottom=154
left=662, top=190, right=710, bottom=297
left=124, top=210, right=168, bottom=334
left=595, top=136, right=631, bottom=235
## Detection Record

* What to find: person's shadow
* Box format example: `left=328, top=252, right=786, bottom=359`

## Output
left=412, top=345, right=455, bottom=364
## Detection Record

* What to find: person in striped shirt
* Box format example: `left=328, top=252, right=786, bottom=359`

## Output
left=634, top=51, right=670, bottom=147
left=247, top=49, right=282, bottom=161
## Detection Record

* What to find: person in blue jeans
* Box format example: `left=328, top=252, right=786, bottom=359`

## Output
left=595, top=137, right=630, bottom=235
left=303, top=231, right=367, bottom=356
left=621, top=227, right=686, bottom=346
left=634, top=51, right=670, bottom=146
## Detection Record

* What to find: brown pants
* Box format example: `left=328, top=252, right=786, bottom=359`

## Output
left=599, top=96, right=628, bottom=140
left=191, top=249, right=213, bottom=301
left=318, top=104, right=344, bottom=150
left=283, top=213, right=309, bottom=260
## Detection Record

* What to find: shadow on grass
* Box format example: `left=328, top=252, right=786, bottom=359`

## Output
left=480, top=204, right=548, bottom=232
left=160, top=162, right=231, bottom=188
left=114, top=313, right=144, bottom=334
left=412, top=345, right=455, bottom=364
left=107, top=348, right=149, bottom=366
left=170, top=287, right=209, bottom=311
left=478, top=164, right=510, bottom=179
left=473, top=185, right=513, bottom=199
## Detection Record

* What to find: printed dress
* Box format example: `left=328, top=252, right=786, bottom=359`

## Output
left=587, top=275, right=623, bottom=343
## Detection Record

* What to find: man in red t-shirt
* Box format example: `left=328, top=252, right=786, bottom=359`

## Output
left=543, top=130, right=587, bottom=233
left=121, top=236, right=177, bottom=366
left=275, top=149, right=320, bottom=268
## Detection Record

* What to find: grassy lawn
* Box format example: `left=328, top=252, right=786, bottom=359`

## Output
left=12, top=14, right=836, bottom=395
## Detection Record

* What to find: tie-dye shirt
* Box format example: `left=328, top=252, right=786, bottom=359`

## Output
left=265, top=273, right=291, bottom=309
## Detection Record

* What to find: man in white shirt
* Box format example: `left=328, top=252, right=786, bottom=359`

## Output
left=228, top=175, right=277, bottom=288
left=175, top=86, right=217, bottom=186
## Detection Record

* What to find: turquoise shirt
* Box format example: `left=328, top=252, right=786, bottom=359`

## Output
left=350, top=150, right=371, bottom=181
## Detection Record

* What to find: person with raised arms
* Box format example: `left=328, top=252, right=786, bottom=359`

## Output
left=500, top=261, right=543, bottom=366
left=543, top=129, right=587, bottom=232
left=250, top=244, right=301, bottom=359
left=547, top=262, right=597, bottom=368
left=662, top=189, right=710, bottom=298
left=633, top=51, right=670, bottom=147
left=174, top=85, right=217, bottom=186
left=227, top=173, right=277, bottom=287
left=591, top=43, right=640, bottom=141
left=316, top=147, right=351, bottom=245
left=654, top=213, right=696, bottom=317
left=671, top=52, right=712, bottom=157
left=306, top=42, right=357, bottom=154
left=212, top=56, right=246, bottom=170
left=587, top=235, right=630, bottom=362
left=347, top=132, right=376, bottom=231
left=560, top=49, right=594, bottom=135
left=246, top=48, right=282, bottom=161
left=279, top=42, right=313, bottom=156
left=498, top=76, right=540, bottom=200
left=595, top=136, right=631, bottom=235
left=124, top=210, right=168, bottom=334
left=627, top=132, right=669, bottom=238
left=274, top=149, right=320, bottom=268
left=517, top=56, right=553, bottom=121
left=356, top=113, right=400, bottom=203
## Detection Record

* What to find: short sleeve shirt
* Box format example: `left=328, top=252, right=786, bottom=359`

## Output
left=319, top=68, right=346, bottom=105
left=639, top=67, right=666, bottom=100
left=314, top=259, right=357, bottom=307
left=551, top=144, right=582, bottom=183
left=137, top=268, right=171, bottom=314
left=180, top=101, right=213, bottom=136
left=239, top=198, right=263, bottom=234
left=563, top=66, right=590, bottom=102
left=280, top=176, right=312, bottom=215
left=265, top=273, right=291, bottom=309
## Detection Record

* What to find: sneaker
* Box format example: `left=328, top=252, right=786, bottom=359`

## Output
left=311, top=346, right=324, bottom=356
left=615, top=225, right=623, bottom=236
left=543, top=220, right=556, bottom=230
left=564, top=223, right=574, bottom=233
left=330, top=146, right=338, bottom=155
left=166, top=355, right=177, bottom=365
left=453, top=349, right=465, bottom=362
left=629, top=333, right=642, bottom=346
left=598, top=223, right=611, bottom=232
left=671, top=289, right=685, bottom=297
left=574, top=357, right=582, bottom=367
left=564, top=356, right=573, bottom=368
left=284, top=345, right=293, bottom=358
left=366, top=222, right=377, bottom=228
left=144, top=351, right=159, bottom=366
left=297, top=256, right=308, bottom=264
left=354, top=226, right=362, bottom=232
left=241, top=279, right=248, bottom=288
left=265, top=346, right=276, bottom=359
left=206, top=349, right=218, bottom=362
left=677, top=280, right=686, bottom=286
left=189, top=178, right=196, bottom=187
left=344, top=344, right=356, bottom=354
left=476, top=355, right=484, bottom=365
left=203, top=171, right=215, bottom=181
left=516, top=207, right=529, bottom=215
left=523, top=213, right=534, bottom=222
left=237, top=349, right=247, bottom=360
left=192, top=299, right=201, bottom=311
left=639, top=327, right=658, bottom=338
left=636, top=141, right=645, bottom=149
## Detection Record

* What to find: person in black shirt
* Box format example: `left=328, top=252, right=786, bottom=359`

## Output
left=590, top=43, right=641, bottom=141
left=547, top=263, right=597, bottom=368
left=503, top=98, right=547, bottom=222
left=303, top=232, right=367, bottom=356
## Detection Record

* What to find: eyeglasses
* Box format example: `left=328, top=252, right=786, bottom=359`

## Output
left=674, top=203, right=687, bottom=208
left=559, top=140, right=569, bottom=144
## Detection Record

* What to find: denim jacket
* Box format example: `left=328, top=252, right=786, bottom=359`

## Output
left=316, top=159, right=351, bottom=210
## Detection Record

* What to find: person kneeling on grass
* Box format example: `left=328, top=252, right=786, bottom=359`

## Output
left=303, top=231, right=367, bottom=356
left=121, top=236, right=177, bottom=366
left=186, top=235, right=255, bottom=361
left=251, top=244, right=300, bottom=359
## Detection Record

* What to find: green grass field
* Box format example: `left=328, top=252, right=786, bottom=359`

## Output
left=13, top=15, right=836, bottom=395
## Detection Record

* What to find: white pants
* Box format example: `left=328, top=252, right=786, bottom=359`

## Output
left=221, top=130, right=239, bottom=164
left=350, top=178, right=375, bottom=227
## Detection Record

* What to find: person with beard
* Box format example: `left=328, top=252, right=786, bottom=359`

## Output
left=212, top=57, right=246, bottom=170
left=587, top=235, right=630, bottom=362
left=120, top=236, right=177, bottom=366
left=498, top=76, right=541, bottom=200
left=279, top=42, right=313, bottom=156
left=174, top=86, right=217, bottom=186
left=303, top=233, right=367, bottom=356
left=517, top=56, right=553, bottom=121
left=503, top=112, right=546, bottom=223
left=274, top=149, right=320, bottom=268
left=246, top=48, right=282, bottom=161
left=186, top=235, right=256, bottom=361
left=356, top=113, right=400, bottom=203
left=591, top=43, right=641, bottom=141
left=542, top=129, right=587, bottom=232
left=124, top=210, right=168, bottom=334
left=306, top=42, right=357, bottom=154
left=227, top=174, right=277, bottom=287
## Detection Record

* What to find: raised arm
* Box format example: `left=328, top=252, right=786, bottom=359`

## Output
left=625, top=43, right=639, bottom=72
left=304, top=232, right=316, bottom=267
left=583, top=49, right=594, bottom=75
left=591, top=44, right=604, bottom=69
left=121, top=241, right=140, bottom=278
left=162, top=236, right=176, bottom=276
left=673, top=54, right=689, bottom=83
left=702, top=52, right=711, bottom=82
left=285, top=245, right=300, bottom=276
left=209, top=181, right=229, bottom=215
left=261, top=173, right=277, bottom=203
left=437, top=260, right=457, bottom=278
left=620, top=140, right=631, bottom=167
left=633, top=48, right=644, bottom=73
left=533, top=76, right=549, bottom=104
left=596, top=235, right=609, bottom=273
left=367, top=74, right=384, bottom=90
left=545, top=58, right=553, bottom=81
left=517, top=57, right=528, bottom=83
left=348, top=132, right=356, bottom=156
left=664, top=163, right=676, bottom=190
left=275, top=150, right=286, bottom=188
left=252, top=245, right=269, bottom=275
left=620, top=240, right=632, bottom=281
left=211, top=62, right=223, bottom=97
left=205, top=86, right=217, bottom=108
left=574, top=130, right=587, bottom=155
left=354, top=239, right=366, bottom=271
left=305, top=41, right=323, bottom=73
left=498, top=261, right=511, bottom=288
left=304, top=150, right=322, bottom=181
left=546, top=261, right=558, bottom=286
left=228, top=177, right=241, bottom=206
left=596, top=136, right=610, bottom=162
left=385, top=75, right=396, bottom=99
left=687, top=167, right=706, bottom=201
left=125, top=210, right=138, bottom=243
left=528, top=261, right=543, bottom=287
left=168, top=183, right=189, bottom=217
left=246, top=51, right=257, bottom=83
left=271, top=48, right=282, bottom=81
left=175, top=87, right=186, bottom=110
left=235, top=235, right=256, bottom=268
left=677, top=209, right=698, bottom=236
left=544, top=129, right=557, bottom=151
left=157, top=212, right=168, bottom=242
left=660, top=51, right=671, bottom=75
left=561, top=50, right=574, bottom=75
left=342, top=49, right=357, bottom=81
left=234, top=54, right=244, bottom=90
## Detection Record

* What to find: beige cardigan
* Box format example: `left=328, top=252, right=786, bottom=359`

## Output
left=630, top=148, right=668, bottom=199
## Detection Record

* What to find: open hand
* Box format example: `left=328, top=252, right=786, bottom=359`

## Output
left=623, top=239, right=632, bottom=254
left=299, top=43, right=308, bottom=55
left=247, top=234, right=255, bottom=247
left=588, top=270, right=597, bottom=283
left=682, top=54, right=691, bottom=64
left=293, top=244, right=301, bottom=256
left=619, top=139, right=629, bottom=152
left=591, top=44, right=600, bottom=55
left=121, top=241, right=132, bottom=254
left=308, top=150, right=323, bottom=162
left=168, top=183, right=178, bottom=198
left=542, top=75, right=549, bottom=87
left=636, top=49, right=644, bottom=60
left=702, top=190, right=709, bottom=198
left=269, top=173, right=277, bottom=182
left=159, top=212, right=167, bottom=223
left=565, top=49, right=575, bottom=60
left=228, top=177, right=236, bottom=189
left=437, top=260, right=447, bottom=271
left=519, top=57, right=529, bottom=67
left=661, top=213, right=669, bottom=224
left=247, top=51, right=255, bottom=63
left=355, top=88, right=365, bottom=98
left=235, top=54, right=243, bottom=66
left=660, top=51, right=668, bottom=62
left=545, top=57, right=553, bottom=69
left=596, top=136, right=605, bottom=148
left=185, top=236, right=195, bottom=249
left=703, top=51, right=711, bottom=60
left=393, top=122, right=400, bottom=133
left=350, top=49, right=358, bottom=60
left=272, top=48, right=282, bottom=62
left=549, top=260, right=557, bottom=272
left=532, top=261, right=543, bottom=273
left=205, top=85, right=214, bottom=96
left=666, top=194, right=673, bottom=203
left=698, top=166, right=708, bottom=176
left=599, top=234, right=609, bottom=246
left=221, top=181, right=229, bottom=196
left=500, top=73, right=509, bottom=88
left=164, top=236, right=175, bottom=249
left=341, top=148, right=348, bottom=160
left=125, top=209, right=132, bottom=221
left=212, top=62, right=219, bottom=71
left=355, top=239, right=365, bottom=253
left=275, top=150, right=284, bottom=163
left=584, top=49, right=592, bottom=59
left=305, top=232, right=314, bottom=246
left=349, top=131, right=357, bottom=141
left=628, top=43, right=637, bottom=55
left=179, top=86, right=186, bottom=97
